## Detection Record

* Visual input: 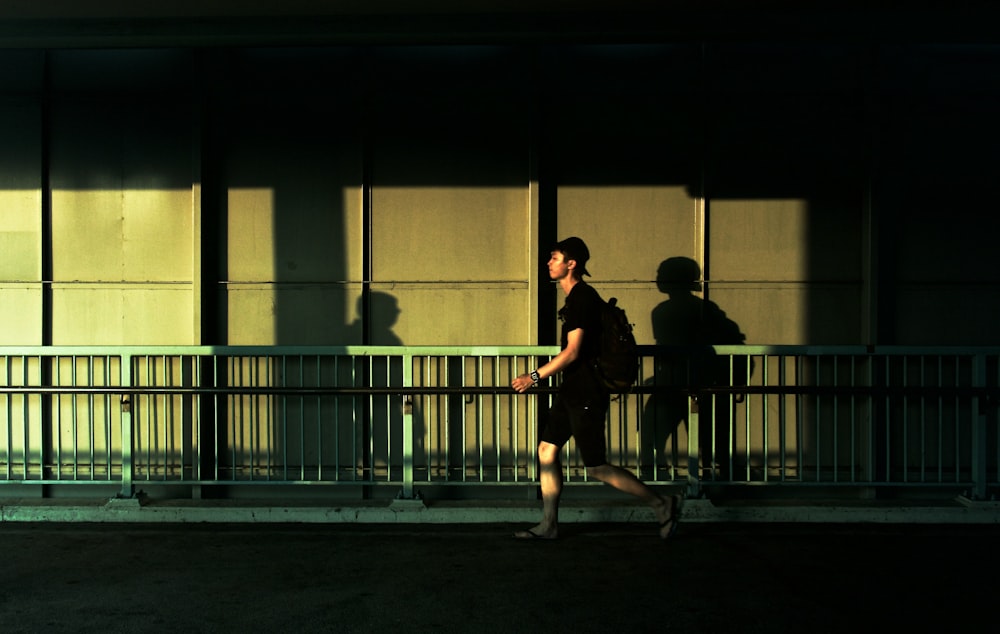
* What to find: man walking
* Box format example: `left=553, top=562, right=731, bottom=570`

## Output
left=511, top=237, right=680, bottom=540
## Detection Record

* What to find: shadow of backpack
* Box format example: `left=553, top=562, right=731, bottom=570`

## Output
left=699, top=303, right=754, bottom=402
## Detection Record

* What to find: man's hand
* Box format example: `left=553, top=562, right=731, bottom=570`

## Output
left=511, top=374, right=536, bottom=393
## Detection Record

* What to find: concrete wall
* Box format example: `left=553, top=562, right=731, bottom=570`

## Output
left=1, top=42, right=999, bottom=348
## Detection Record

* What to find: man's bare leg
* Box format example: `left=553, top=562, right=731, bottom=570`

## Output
left=514, top=441, right=562, bottom=539
left=586, top=463, right=680, bottom=538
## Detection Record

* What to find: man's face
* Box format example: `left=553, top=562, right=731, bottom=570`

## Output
left=548, top=250, right=574, bottom=280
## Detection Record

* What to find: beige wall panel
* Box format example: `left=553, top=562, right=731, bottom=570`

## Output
left=50, top=93, right=195, bottom=286
left=711, top=283, right=861, bottom=345
left=709, top=198, right=863, bottom=283
left=227, top=188, right=277, bottom=280
left=51, top=191, right=125, bottom=280
left=707, top=199, right=865, bottom=344
left=803, top=199, right=864, bottom=282
left=0, top=286, right=43, bottom=344
left=224, top=116, right=365, bottom=346
left=227, top=185, right=363, bottom=284
left=891, top=210, right=998, bottom=297
left=896, top=220, right=977, bottom=282
left=50, top=189, right=192, bottom=283
left=121, top=289, right=194, bottom=344
left=51, top=286, right=193, bottom=345
left=0, top=99, right=42, bottom=281
left=0, top=190, right=41, bottom=281
left=372, top=187, right=526, bottom=282
left=0, top=101, right=41, bottom=283
left=895, top=286, right=1000, bottom=346
left=226, top=285, right=365, bottom=345
left=557, top=186, right=699, bottom=282
left=122, top=189, right=193, bottom=282
left=708, top=199, right=810, bottom=283
left=710, top=284, right=797, bottom=345
left=376, top=284, right=529, bottom=346
left=1, top=102, right=44, bottom=344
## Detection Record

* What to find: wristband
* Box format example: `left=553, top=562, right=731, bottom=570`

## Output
left=529, top=370, right=541, bottom=384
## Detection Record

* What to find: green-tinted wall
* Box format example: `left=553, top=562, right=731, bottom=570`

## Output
left=2, top=42, right=999, bottom=347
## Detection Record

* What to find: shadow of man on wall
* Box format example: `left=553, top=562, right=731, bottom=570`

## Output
left=642, top=257, right=750, bottom=481
left=345, top=292, right=423, bottom=489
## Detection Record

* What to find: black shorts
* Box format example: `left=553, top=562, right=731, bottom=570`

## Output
left=539, top=391, right=610, bottom=467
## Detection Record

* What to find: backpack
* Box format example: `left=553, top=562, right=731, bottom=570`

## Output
left=593, top=297, right=639, bottom=393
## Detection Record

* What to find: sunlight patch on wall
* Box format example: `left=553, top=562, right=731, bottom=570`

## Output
left=228, top=187, right=276, bottom=282
left=558, top=185, right=700, bottom=282
left=0, top=190, right=42, bottom=281
left=44, top=188, right=195, bottom=344
left=50, top=188, right=193, bottom=282
left=708, top=197, right=811, bottom=345
left=372, top=186, right=526, bottom=282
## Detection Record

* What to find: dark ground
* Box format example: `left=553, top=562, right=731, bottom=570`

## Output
left=1, top=521, right=997, bottom=633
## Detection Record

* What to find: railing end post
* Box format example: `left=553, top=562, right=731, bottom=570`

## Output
left=391, top=490, right=426, bottom=511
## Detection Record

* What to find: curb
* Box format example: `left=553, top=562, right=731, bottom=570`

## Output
left=2, top=497, right=998, bottom=524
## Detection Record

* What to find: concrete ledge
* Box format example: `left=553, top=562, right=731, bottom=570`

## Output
left=2, top=497, right=998, bottom=524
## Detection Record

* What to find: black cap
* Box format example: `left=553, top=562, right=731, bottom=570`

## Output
left=553, top=236, right=591, bottom=277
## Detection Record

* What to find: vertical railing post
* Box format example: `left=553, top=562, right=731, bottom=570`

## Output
left=399, top=352, right=416, bottom=500
left=119, top=352, right=134, bottom=498
left=863, top=352, right=875, bottom=486
left=687, top=392, right=701, bottom=498
left=971, top=353, right=987, bottom=501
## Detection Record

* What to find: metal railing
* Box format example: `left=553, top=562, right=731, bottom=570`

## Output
left=2, top=345, right=998, bottom=501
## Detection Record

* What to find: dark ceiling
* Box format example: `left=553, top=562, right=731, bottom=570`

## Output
left=2, top=2, right=999, bottom=48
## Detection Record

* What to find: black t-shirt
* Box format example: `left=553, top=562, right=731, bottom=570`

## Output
left=557, top=281, right=605, bottom=393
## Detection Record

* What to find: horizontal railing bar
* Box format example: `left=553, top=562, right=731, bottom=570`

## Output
left=713, top=481, right=975, bottom=488
left=0, top=345, right=563, bottom=357
left=0, top=478, right=975, bottom=487
left=2, top=344, right=1000, bottom=357
left=1, top=385, right=997, bottom=398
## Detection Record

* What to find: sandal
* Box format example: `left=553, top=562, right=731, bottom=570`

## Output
left=658, top=494, right=682, bottom=540
left=513, top=528, right=557, bottom=540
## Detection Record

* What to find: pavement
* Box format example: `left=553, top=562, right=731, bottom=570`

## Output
left=2, top=519, right=998, bottom=633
